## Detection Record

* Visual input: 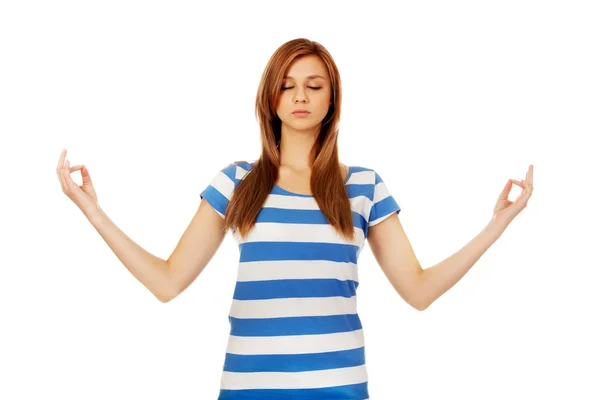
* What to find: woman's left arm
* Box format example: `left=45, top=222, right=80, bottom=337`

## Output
left=368, top=165, right=534, bottom=311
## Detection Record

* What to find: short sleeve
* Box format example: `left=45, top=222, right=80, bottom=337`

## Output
left=368, top=171, right=401, bottom=227
left=200, top=161, right=251, bottom=219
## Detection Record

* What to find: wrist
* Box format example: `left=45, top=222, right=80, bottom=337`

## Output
left=82, top=202, right=103, bottom=222
left=487, top=218, right=508, bottom=238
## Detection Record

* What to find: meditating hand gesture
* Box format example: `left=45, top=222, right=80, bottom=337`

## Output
left=492, top=164, right=534, bottom=228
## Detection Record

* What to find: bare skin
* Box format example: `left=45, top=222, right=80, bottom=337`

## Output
left=275, top=53, right=345, bottom=195
left=56, top=148, right=227, bottom=302
left=57, top=51, right=534, bottom=306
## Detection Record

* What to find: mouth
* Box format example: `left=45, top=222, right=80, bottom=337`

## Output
left=292, top=111, right=310, bottom=116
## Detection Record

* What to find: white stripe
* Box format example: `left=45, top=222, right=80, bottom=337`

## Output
left=264, top=194, right=372, bottom=226
left=235, top=164, right=251, bottom=180
left=236, top=260, right=359, bottom=283
left=373, top=181, right=391, bottom=204
left=229, top=296, right=357, bottom=319
left=346, top=170, right=374, bottom=185
left=350, top=195, right=372, bottom=223
left=239, top=222, right=364, bottom=246
left=226, top=329, right=365, bottom=355
left=220, top=364, right=368, bottom=390
left=263, top=194, right=319, bottom=210
left=211, top=171, right=235, bottom=200
left=369, top=212, right=396, bottom=227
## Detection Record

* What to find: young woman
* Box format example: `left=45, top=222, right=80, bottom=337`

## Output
left=56, top=38, right=534, bottom=400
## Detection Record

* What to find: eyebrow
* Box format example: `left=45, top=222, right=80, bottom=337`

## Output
left=284, top=75, right=326, bottom=80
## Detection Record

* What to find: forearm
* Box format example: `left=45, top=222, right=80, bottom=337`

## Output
left=417, top=221, right=506, bottom=310
left=84, top=206, right=172, bottom=302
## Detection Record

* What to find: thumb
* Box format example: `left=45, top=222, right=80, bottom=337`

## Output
left=81, top=165, right=92, bottom=184
left=498, top=179, right=512, bottom=200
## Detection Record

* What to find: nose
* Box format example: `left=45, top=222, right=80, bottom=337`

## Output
left=293, top=88, right=308, bottom=103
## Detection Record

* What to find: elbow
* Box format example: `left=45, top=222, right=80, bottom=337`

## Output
left=157, top=261, right=178, bottom=303
left=398, top=285, right=429, bottom=311
left=156, top=291, right=172, bottom=303
left=159, top=283, right=180, bottom=303
left=413, top=272, right=429, bottom=311
left=412, top=296, right=429, bottom=311
left=157, top=294, right=171, bottom=303
left=156, top=282, right=177, bottom=303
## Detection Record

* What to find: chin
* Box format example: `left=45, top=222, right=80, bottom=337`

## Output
left=285, top=122, right=321, bottom=132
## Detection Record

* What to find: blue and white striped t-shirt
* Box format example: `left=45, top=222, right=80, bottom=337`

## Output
left=200, top=161, right=401, bottom=400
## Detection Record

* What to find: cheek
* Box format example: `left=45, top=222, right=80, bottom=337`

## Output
left=317, top=95, right=331, bottom=111
left=275, top=96, right=285, bottom=110
left=276, top=94, right=289, bottom=109
left=320, top=89, right=332, bottom=104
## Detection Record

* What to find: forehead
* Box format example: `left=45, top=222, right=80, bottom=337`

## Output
left=284, top=55, right=329, bottom=80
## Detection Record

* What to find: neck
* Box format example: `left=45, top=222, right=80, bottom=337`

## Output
left=278, top=125, right=319, bottom=170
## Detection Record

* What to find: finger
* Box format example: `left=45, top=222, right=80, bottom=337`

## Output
left=523, top=165, right=533, bottom=187
left=81, top=165, right=92, bottom=185
left=515, top=181, right=531, bottom=205
left=521, top=179, right=532, bottom=194
left=498, top=179, right=512, bottom=200
left=520, top=179, right=529, bottom=194
left=62, top=159, right=77, bottom=191
left=57, top=153, right=68, bottom=189
left=69, top=165, right=85, bottom=185
left=59, top=150, right=69, bottom=179
left=56, top=148, right=66, bottom=174
left=511, top=179, right=523, bottom=187
left=524, top=179, right=534, bottom=198
left=61, top=159, right=69, bottom=184
left=527, top=165, right=534, bottom=189
left=57, top=163, right=66, bottom=190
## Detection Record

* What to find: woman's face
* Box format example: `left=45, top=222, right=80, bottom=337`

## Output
left=276, top=54, right=332, bottom=134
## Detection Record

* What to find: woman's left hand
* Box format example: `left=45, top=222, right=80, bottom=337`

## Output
left=492, top=164, right=534, bottom=228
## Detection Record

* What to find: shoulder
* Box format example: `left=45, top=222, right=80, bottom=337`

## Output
left=344, top=166, right=382, bottom=203
left=217, top=160, right=256, bottom=183
left=346, top=165, right=379, bottom=183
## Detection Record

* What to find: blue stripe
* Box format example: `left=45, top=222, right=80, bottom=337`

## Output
left=347, top=183, right=374, bottom=199
left=271, top=185, right=313, bottom=197
left=200, top=185, right=229, bottom=216
left=223, top=346, right=365, bottom=372
left=221, top=161, right=253, bottom=185
left=256, top=208, right=367, bottom=230
left=353, top=212, right=368, bottom=236
left=369, top=196, right=401, bottom=223
left=256, top=208, right=329, bottom=224
left=221, top=163, right=237, bottom=181
left=352, top=166, right=373, bottom=173
left=235, top=160, right=254, bottom=171
left=345, top=166, right=354, bottom=183
left=229, top=314, right=363, bottom=336
left=239, top=242, right=359, bottom=263
left=233, top=278, right=358, bottom=300
left=218, top=382, right=369, bottom=400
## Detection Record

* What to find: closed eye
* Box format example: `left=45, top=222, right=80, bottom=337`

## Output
left=281, top=86, right=322, bottom=90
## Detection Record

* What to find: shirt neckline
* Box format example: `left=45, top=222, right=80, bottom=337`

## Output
left=273, top=166, right=353, bottom=198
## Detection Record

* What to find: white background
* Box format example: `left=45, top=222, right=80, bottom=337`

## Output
left=2, top=0, right=599, bottom=399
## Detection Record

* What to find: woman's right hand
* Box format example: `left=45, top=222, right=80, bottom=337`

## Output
left=56, top=148, right=100, bottom=214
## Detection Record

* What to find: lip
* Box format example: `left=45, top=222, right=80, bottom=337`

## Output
left=292, top=110, right=310, bottom=115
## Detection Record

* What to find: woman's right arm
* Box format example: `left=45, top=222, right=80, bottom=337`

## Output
left=58, top=149, right=227, bottom=303
left=84, top=200, right=226, bottom=303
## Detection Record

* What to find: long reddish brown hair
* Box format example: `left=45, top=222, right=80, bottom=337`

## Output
left=223, top=38, right=354, bottom=241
